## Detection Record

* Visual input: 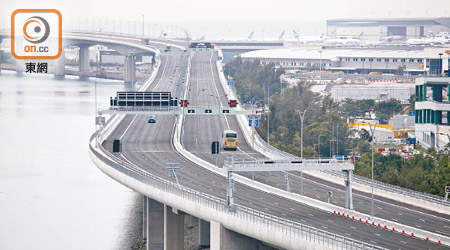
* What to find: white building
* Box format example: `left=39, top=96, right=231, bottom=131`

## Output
left=239, top=48, right=425, bottom=74
left=414, top=77, right=450, bottom=150
left=331, top=82, right=415, bottom=101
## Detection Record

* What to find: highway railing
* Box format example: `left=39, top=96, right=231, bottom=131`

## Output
left=90, top=135, right=386, bottom=250
left=227, top=78, right=450, bottom=207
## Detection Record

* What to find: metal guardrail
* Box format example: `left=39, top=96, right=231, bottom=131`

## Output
left=255, top=131, right=450, bottom=206
left=229, top=68, right=448, bottom=207
left=90, top=135, right=386, bottom=250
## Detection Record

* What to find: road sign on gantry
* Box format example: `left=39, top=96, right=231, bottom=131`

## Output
left=212, top=141, right=220, bottom=154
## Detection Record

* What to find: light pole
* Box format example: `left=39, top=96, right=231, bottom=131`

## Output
left=368, top=123, right=377, bottom=217
left=142, top=15, right=145, bottom=37
left=267, top=86, right=270, bottom=145
left=297, top=109, right=307, bottom=196
left=319, top=50, right=323, bottom=85
left=318, top=134, right=323, bottom=158
left=297, top=109, right=307, bottom=159
left=330, top=139, right=336, bottom=157
left=439, top=53, right=443, bottom=76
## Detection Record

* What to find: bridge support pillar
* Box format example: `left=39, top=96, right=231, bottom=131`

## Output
left=146, top=198, right=164, bottom=250
left=210, top=221, right=261, bottom=250
left=164, top=206, right=184, bottom=250
left=124, top=53, right=136, bottom=84
left=344, top=170, right=353, bottom=210
left=79, top=45, right=90, bottom=77
left=142, top=196, right=148, bottom=241
left=199, top=219, right=210, bottom=248
left=54, top=49, right=65, bottom=78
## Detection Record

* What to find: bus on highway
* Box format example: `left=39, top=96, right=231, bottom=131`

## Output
left=223, top=130, right=238, bottom=150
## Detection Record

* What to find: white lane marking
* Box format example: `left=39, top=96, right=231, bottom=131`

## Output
left=308, top=213, right=314, bottom=217
left=350, top=226, right=356, bottom=230
left=290, top=207, right=295, bottom=211
left=374, top=233, right=380, bottom=237
left=419, top=218, right=426, bottom=222
left=327, top=219, right=334, bottom=223
left=119, top=115, right=138, bottom=140
left=415, top=225, right=422, bottom=228
left=322, top=226, right=328, bottom=229
left=400, top=241, right=407, bottom=244
left=152, top=54, right=170, bottom=90
left=345, top=233, right=352, bottom=236
left=290, top=172, right=450, bottom=224
left=370, top=240, right=377, bottom=244
left=397, top=212, right=403, bottom=216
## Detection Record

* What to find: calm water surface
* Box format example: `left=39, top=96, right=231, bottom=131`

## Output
left=0, top=71, right=141, bottom=250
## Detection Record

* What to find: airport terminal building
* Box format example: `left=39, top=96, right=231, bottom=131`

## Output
left=239, top=47, right=450, bottom=75
left=326, top=18, right=450, bottom=41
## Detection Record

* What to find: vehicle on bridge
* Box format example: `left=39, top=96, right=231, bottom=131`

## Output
left=223, top=130, right=238, bottom=150
left=148, top=115, right=156, bottom=123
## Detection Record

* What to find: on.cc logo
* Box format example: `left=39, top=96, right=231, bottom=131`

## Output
left=23, top=16, right=50, bottom=44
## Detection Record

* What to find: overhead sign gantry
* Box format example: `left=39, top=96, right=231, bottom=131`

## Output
left=224, top=158, right=355, bottom=210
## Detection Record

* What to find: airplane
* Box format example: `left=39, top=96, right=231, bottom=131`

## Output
left=212, top=30, right=287, bottom=42
left=322, top=32, right=364, bottom=46
left=406, top=31, right=450, bottom=46
left=290, top=30, right=325, bottom=43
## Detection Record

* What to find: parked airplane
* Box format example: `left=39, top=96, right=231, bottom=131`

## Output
left=406, top=31, right=450, bottom=46
left=322, top=32, right=364, bottom=46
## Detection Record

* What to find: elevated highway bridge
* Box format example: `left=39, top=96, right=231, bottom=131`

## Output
left=83, top=32, right=450, bottom=249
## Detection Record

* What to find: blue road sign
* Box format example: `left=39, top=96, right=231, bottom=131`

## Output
left=249, top=119, right=259, bottom=127
left=227, top=80, right=234, bottom=86
left=408, top=110, right=415, bottom=116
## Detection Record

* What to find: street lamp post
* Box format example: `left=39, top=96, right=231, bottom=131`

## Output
left=297, top=109, right=307, bottom=195
left=318, top=134, right=323, bottom=159
left=142, top=15, right=145, bottom=37
left=319, top=50, right=323, bottom=85
left=368, top=123, right=377, bottom=217
left=267, top=86, right=270, bottom=145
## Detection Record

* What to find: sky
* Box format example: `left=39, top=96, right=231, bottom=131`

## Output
left=1, top=0, right=450, bottom=39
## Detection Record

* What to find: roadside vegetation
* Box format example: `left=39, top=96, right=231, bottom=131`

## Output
left=225, top=57, right=450, bottom=196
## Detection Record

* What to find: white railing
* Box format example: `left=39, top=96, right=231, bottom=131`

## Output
left=90, top=133, right=386, bottom=250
